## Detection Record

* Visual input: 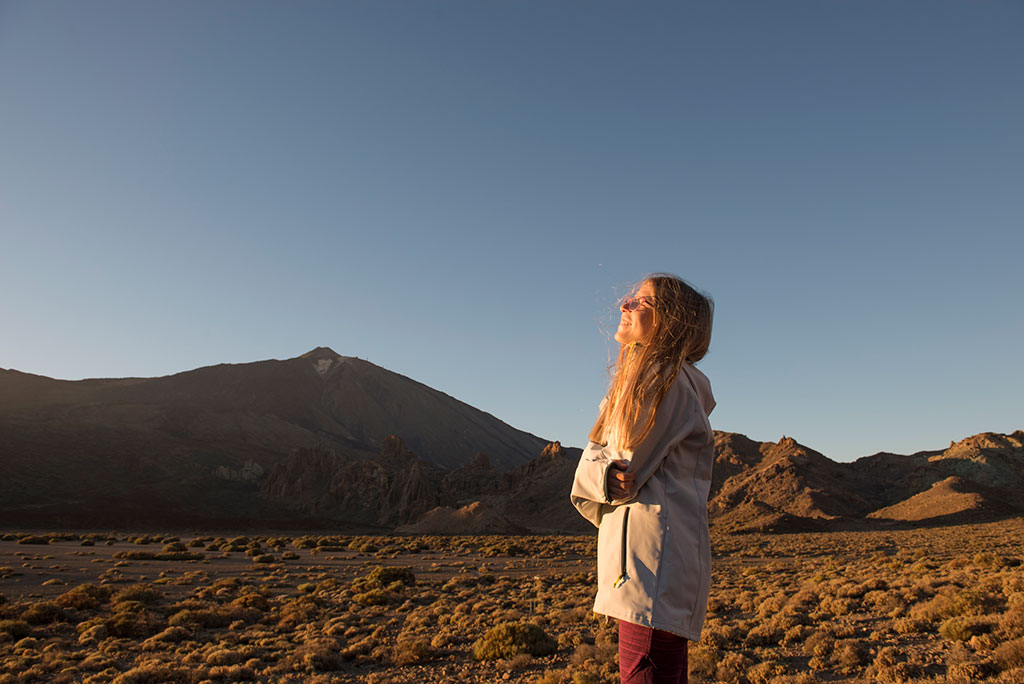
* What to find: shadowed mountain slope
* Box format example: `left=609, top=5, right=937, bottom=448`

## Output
left=0, top=348, right=547, bottom=527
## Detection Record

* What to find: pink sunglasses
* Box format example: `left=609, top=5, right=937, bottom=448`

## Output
left=620, top=295, right=654, bottom=312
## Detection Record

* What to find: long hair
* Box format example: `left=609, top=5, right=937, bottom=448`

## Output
left=588, top=273, right=713, bottom=450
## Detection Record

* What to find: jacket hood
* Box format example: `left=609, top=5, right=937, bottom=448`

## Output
left=680, top=363, right=715, bottom=417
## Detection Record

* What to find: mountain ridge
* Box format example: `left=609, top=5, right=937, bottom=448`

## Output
left=1, top=350, right=1021, bottom=532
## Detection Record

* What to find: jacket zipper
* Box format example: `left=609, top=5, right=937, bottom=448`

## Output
left=613, top=507, right=629, bottom=588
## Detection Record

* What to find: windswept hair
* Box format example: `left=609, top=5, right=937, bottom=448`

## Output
left=589, top=273, right=713, bottom=451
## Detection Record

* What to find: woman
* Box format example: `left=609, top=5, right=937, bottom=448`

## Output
left=570, top=273, right=715, bottom=684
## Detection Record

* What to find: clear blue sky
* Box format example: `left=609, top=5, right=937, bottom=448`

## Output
left=1, top=1, right=1021, bottom=461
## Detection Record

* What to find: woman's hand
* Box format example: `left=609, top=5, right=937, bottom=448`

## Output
left=607, top=459, right=634, bottom=500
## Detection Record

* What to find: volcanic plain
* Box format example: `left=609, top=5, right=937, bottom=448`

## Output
left=2, top=519, right=1024, bottom=684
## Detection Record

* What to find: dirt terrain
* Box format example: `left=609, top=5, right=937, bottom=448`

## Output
left=1, top=520, right=1023, bottom=683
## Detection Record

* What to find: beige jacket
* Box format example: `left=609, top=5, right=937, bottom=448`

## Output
left=570, top=363, right=715, bottom=641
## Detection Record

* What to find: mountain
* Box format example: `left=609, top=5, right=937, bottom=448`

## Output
left=237, top=428, right=1024, bottom=534
left=0, top=348, right=548, bottom=528
left=708, top=430, right=1024, bottom=532
left=1, top=349, right=1020, bottom=532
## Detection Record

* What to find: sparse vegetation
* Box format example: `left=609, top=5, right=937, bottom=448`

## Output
left=0, top=520, right=1022, bottom=682
left=473, top=622, right=557, bottom=660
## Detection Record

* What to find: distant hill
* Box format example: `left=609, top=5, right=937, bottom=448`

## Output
left=708, top=429, right=1024, bottom=532
left=1, top=349, right=1021, bottom=532
left=0, top=347, right=547, bottom=528
left=252, top=428, right=1024, bottom=534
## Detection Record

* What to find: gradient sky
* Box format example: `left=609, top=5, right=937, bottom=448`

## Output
left=2, top=1, right=1021, bottom=461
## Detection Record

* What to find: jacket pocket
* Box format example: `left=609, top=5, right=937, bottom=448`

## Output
left=613, top=507, right=630, bottom=588
left=622, top=503, right=668, bottom=617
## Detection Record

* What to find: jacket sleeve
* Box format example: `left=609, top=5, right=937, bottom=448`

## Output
left=570, top=442, right=615, bottom=527
left=570, top=378, right=703, bottom=524
left=617, top=379, right=703, bottom=504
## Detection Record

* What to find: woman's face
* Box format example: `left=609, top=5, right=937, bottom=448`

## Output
left=615, top=281, right=656, bottom=345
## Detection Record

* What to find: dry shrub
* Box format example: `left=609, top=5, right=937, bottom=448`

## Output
left=79, top=653, right=114, bottom=671
left=169, top=605, right=252, bottom=629
left=353, top=566, right=416, bottom=590
left=205, top=648, right=245, bottom=666
left=105, top=610, right=162, bottom=638
left=231, top=592, right=270, bottom=611
left=688, top=644, right=718, bottom=681
left=56, top=583, right=112, bottom=610
left=392, top=633, right=434, bottom=665
left=1000, top=604, right=1024, bottom=639
left=939, top=615, right=994, bottom=642
left=802, top=630, right=834, bottom=658
left=700, top=618, right=741, bottom=648
left=868, top=646, right=921, bottom=684
left=303, top=640, right=345, bottom=671
left=21, top=600, right=66, bottom=625
left=141, top=626, right=190, bottom=648
left=767, top=676, right=815, bottom=684
left=352, top=588, right=391, bottom=606
left=892, top=617, right=930, bottom=634
left=744, top=621, right=782, bottom=646
left=472, top=621, right=557, bottom=661
left=113, top=583, right=163, bottom=605
left=0, top=619, right=30, bottom=640
left=746, top=660, right=787, bottom=684
left=995, top=637, right=1024, bottom=671
left=909, top=586, right=999, bottom=622
left=205, top=664, right=256, bottom=680
left=13, top=636, right=39, bottom=652
left=77, top=622, right=108, bottom=645
left=350, top=566, right=416, bottom=606
left=714, top=651, right=753, bottom=683
left=111, top=663, right=191, bottom=684
left=341, top=629, right=380, bottom=661
left=16, top=535, right=50, bottom=545
left=781, top=625, right=808, bottom=645
left=948, top=660, right=999, bottom=682
left=834, top=639, right=867, bottom=671
left=754, top=594, right=786, bottom=619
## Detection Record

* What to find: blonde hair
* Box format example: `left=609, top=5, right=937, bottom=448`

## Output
left=589, top=273, right=713, bottom=450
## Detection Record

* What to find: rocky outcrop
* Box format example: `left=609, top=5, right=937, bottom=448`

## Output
left=708, top=430, right=1024, bottom=532
left=214, top=459, right=265, bottom=483
left=259, top=437, right=446, bottom=527
left=397, top=501, right=528, bottom=535
left=440, top=452, right=500, bottom=503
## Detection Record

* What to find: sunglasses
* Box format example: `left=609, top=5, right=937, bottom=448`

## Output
left=620, top=295, right=654, bottom=312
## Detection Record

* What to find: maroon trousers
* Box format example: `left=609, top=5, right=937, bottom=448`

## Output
left=618, top=619, right=688, bottom=684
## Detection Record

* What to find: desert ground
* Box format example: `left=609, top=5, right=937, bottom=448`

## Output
left=1, top=519, right=1023, bottom=684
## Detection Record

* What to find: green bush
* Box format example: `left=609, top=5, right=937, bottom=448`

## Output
left=940, top=616, right=992, bottom=642
left=472, top=621, right=557, bottom=661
